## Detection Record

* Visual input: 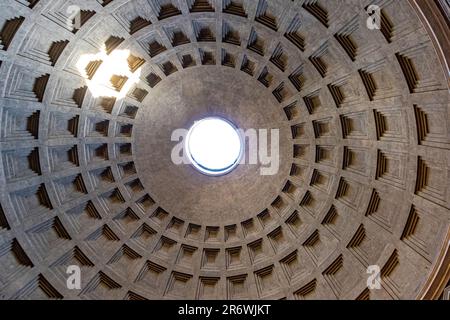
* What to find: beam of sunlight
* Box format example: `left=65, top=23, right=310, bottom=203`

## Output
left=76, top=49, right=142, bottom=98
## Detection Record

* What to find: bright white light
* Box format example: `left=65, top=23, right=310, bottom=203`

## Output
left=76, top=49, right=141, bottom=98
left=186, top=118, right=243, bottom=176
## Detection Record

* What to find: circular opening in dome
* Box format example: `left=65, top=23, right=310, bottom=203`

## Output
left=185, top=117, right=243, bottom=176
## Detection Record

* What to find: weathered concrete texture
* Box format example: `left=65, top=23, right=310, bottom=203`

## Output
left=134, top=67, right=291, bottom=224
left=0, top=0, right=449, bottom=300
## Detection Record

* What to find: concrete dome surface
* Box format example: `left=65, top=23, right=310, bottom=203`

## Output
left=0, top=0, right=449, bottom=300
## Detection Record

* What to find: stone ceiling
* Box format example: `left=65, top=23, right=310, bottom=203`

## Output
left=0, top=0, right=449, bottom=300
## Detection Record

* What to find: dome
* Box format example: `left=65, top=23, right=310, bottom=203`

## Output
left=0, top=0, right=449, bottom=300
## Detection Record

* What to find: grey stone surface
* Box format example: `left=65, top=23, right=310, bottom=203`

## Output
left=134, top=67, right=291, bottom=224
left=0, top=0, right=448, bottom=300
